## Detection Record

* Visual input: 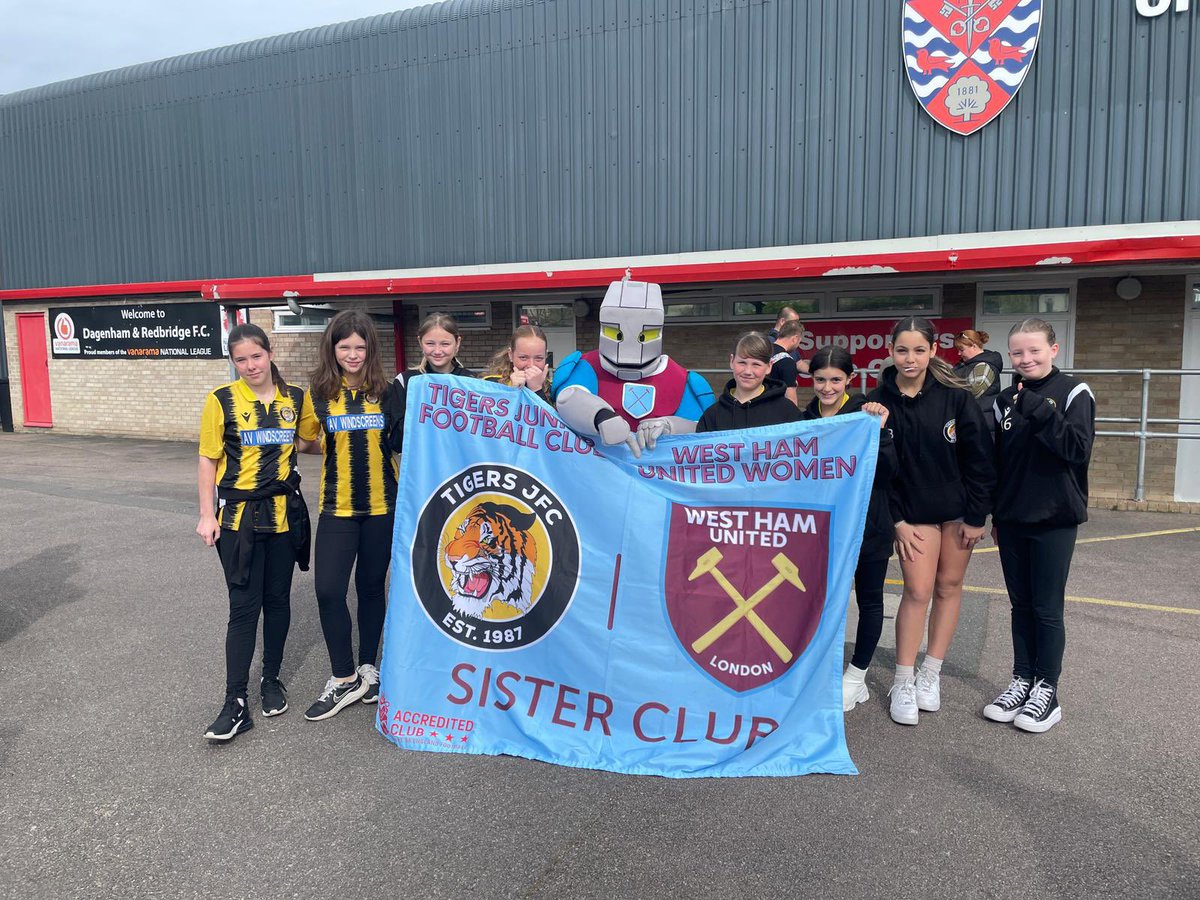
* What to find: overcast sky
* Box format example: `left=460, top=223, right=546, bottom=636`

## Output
left=0, top=0, right=435, bottom=95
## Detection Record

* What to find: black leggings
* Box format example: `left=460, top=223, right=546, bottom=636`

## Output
left=851, top=556, right=889, bottom=670
left=217, top=531, right=295, bottom=700
left=997, top=523, right=1076, bottom=685
left=314, top=512, right=394, bottom=678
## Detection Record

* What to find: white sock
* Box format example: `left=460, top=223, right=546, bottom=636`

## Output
left=844, top=664, right=867, bottom=683
left=894, top=664, right=915, bottom=685
left=921, top=655, right=943, bottom=674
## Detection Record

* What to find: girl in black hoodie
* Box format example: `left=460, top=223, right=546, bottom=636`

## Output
left=696, top=331, right=802, bottom=433
left=983, top=318, right=1094, bottom=734
left=867, top=317, right=996, bottom=726
left=385, top=313, right=477, bottom=453
left=802, top=346, right=896, bottom=713
left=953, top=329, right=1005, bottom=428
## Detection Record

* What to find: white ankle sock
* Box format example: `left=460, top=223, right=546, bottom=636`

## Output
left=894, top=665, right=915, bottom=684
left=845, top=664, right=867, bottom=682
left=921, top=655, right=943, bottom=674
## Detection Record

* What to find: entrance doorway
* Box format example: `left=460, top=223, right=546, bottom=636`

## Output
left=514, top=304, right=578, bottom=372
left=1176, top=278, right=1200, bottom=501
left=16, top=313, right=52, bottom=427
left=974, top=284, right=1076, bottom=386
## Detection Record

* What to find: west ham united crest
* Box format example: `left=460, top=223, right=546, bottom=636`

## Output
left=664, top=504, right=830, bottom=693
left=903, top=0, right=1042, bottom=135
left=412, top=464, right=580, bottom=650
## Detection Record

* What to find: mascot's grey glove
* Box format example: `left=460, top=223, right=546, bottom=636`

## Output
left=636, top=415, right=697, bottom=451
left=597, top=413, right=641, bottom=457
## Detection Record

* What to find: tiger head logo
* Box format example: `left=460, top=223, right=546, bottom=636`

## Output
left=443, top=502, right=538, bottom=619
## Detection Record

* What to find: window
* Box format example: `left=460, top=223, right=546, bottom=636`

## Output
left=517, top=304, right=574, bottom=328
left=664, top=299, right=723, bottom=320
left=835, top=292, right=936, bottom=314
left=981, top=288, right=1070, bottom=316
left=1192, top=284, right=1200, bottom=311
left=272, top=305, right=334, bottom=333
left=416, top=302, right=492, bottom=330
left=730, top=296, right=822, bottom=319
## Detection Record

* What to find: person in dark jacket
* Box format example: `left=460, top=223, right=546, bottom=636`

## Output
left=696, top=331, right=802, bottom=433
left=801, top=346, right=896, bottom=712
left=385, top=313, right=476, bottom=453
left=867, top=317, right=996, bottom=727
left=953, top=329, right=1005, bottom=423
left=983, top=318, right=1094, bottom=735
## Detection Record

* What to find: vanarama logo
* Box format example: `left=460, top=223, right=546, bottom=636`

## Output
left=413, top=464, right=579, bottom=650
left=52, top=313, right=80, bottom=354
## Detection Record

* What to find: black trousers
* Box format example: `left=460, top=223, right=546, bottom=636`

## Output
left=997, top=523, right=1077, bottom=685
left=217, top=531, right=295, bottom=700
left=314, top=512, right=394, bottom=678
left=851, top=556, right=889, bottom=670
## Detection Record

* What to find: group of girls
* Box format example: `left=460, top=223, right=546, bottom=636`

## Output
left=197, top=308, right=1091, bottom=743
left=197, top=311, right=543, bottom=741
left=701, top=316, right=1093, bottom=735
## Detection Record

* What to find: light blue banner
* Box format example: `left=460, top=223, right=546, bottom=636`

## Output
left=378, top=375, right=878, bottom=777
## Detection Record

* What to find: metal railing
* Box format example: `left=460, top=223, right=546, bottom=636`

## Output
left=696, top=366, right=1200, bottom=502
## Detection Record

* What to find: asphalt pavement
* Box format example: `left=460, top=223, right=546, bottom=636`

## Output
left=1, top=433, right=1197, bottom=900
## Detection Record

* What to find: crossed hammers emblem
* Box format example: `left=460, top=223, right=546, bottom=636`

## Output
left=688, top=547, right=806, bottom=663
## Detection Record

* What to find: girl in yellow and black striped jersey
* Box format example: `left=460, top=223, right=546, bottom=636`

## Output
left=298, top=310, right=399, bottom=721
left=197, top=324, right=318, bottom=743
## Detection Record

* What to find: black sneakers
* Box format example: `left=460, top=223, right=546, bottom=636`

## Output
left=205, top=697, right=253, bottom=742
left=983, top=677, right=1033, bottom=723
left=1014, top=679, right=1062, bottom=733
left=358, top=664, right=380, bottom=704
left=261, top=677, right=288, bottom=717
left=304, top=674, right=369, bottom=721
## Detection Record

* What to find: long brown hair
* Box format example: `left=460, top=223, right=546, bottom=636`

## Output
left=484, top=325, right=548, bottom=382
left=309, top=309, right=389, bottom=401
left=890, top=317, right=968, bottom=389
left=414, top=313, right=465, bottom=373
left=227, top=323, right=286, bottom=389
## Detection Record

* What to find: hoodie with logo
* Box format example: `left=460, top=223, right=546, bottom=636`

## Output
left=801, top=392, right=896, bottom=561
left=992, top=367, right=1095, bottom=527
left=696, top=378, right=802, bottom=432
left=867, top=366, right=996, bottom=528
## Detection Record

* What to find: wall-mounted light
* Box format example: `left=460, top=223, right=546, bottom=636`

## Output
left=1116, top=277, right=1143, bottom=301
left=573, top=298, right=591, bottom=318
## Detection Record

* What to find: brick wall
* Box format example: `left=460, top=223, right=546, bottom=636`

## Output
left=4, top=300, right=229, bottom=441
left=1074, top=275, right=1185, bottom=501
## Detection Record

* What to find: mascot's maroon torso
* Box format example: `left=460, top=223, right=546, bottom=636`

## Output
left=583, top=350, right=688, bottom=429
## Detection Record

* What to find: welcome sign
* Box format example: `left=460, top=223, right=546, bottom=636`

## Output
left=377, top=376, right=878, bottom=777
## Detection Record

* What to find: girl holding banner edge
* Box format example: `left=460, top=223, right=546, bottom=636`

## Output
left=196, top=324, right=317, bottom=742
left=800, top=346, right=896, bottom=712
left=868, top=317, right=995, bottom=727
left=385, top=313, right=476, bottom=454
left=298, top=310, right=398, bottom=721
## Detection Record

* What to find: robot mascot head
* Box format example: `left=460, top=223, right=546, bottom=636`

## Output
left=597, top=280, right=665, bottom=382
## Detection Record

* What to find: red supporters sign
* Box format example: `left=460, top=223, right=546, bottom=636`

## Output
left=797, top=317, right=973, bottom=380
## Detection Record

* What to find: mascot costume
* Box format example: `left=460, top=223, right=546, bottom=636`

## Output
left=552, top=279, right=715, bottom=456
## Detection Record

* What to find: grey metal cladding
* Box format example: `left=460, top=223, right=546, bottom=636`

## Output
left=0, top=0, right=1196, bottom=290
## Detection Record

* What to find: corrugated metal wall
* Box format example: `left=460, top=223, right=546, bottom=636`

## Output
left=0, top=0, right=1197, bottom=290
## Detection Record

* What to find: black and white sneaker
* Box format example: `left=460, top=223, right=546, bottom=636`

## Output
left=304, top=675, right=369, bottom=721
left=358, top=664, right=380, bottom=704
left=205, top=697, right=253, bottom=742
left=261, top=677, right=288, bottom=717
left=1013, top=679, right=1062, bottom=733
left=983, top=677, right=1032, bottom=723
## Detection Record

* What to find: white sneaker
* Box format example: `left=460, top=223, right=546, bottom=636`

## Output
left=842, top=670, right=870, bottom=712
left=357, top=663, right=381, bottom=704
left=915, top=666, right=941, bottom=712
left=888, top=678, right=919, bottom=725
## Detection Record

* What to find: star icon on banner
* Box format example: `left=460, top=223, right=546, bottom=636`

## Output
left=445, top=733, right=454, bottom=742
left=460, top=735, right=468, bottom=743
left=430, top=731, right=439, bottom=739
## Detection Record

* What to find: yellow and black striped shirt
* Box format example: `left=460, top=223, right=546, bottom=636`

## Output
left=308, top=381, right=398, bottom=517
left=199, top=379, right=318, bottom=532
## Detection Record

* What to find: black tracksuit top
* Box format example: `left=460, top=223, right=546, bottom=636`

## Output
left=867, top=366, right=996, bottom=528
left=696, top=378, right=802, bottom=433
left=801, top=393, right=896, bottom=561
left=992, top=367, right=1095, bottom=527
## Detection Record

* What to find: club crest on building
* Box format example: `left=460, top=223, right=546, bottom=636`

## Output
left=412, top=464, right=580, bottom=650
left=903, top=0, right=1042, bottom=135
left=663, top=504, right=830, bottom=692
